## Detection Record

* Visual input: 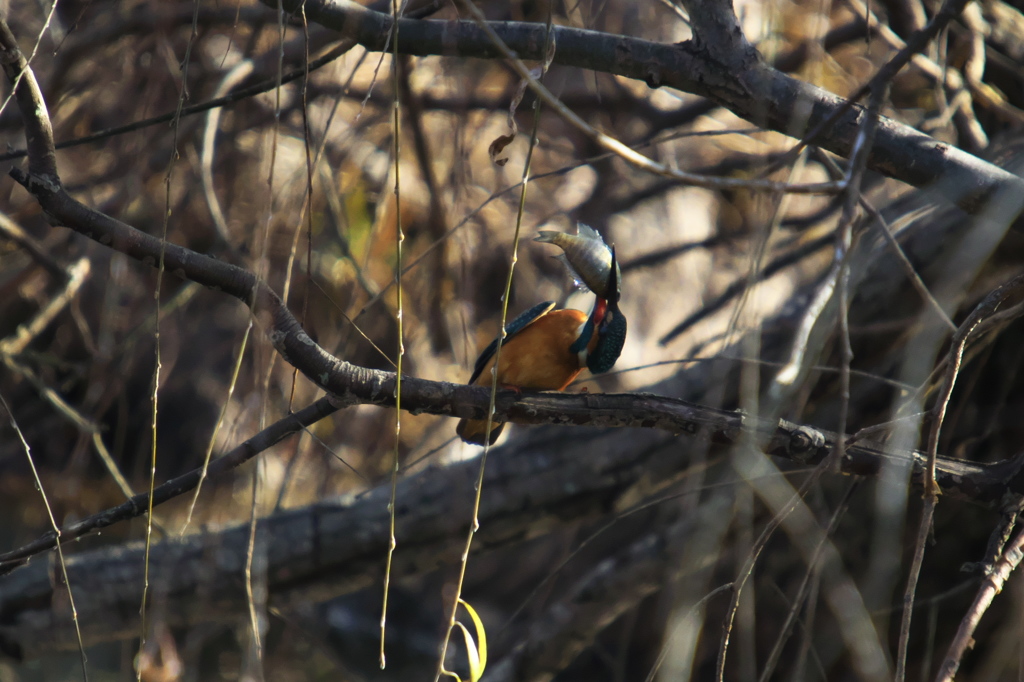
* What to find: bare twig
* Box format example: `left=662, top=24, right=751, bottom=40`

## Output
left=0, top=41, right=358, bottom=163
left=381, top=0, right=406, bottom=667
left=181, top=323, right=254, bottom=533
left=0, top=257, right=90, bottom=356
left=817, top=150, right=956, bottom=332
left=0, top=391, right=89, bottom=679
left=0, top=212, right=67, bottom=279
left=936, top=524, right=1024, bottom=681
left=0, top=397, right=342, bottom=572
left=0, top=354, right=99, bottom=433
left=715, top=443, right=847, bottom=681
left=138, top=2, right=202, bottom=669
left=759, top=481, right=860, bottom=681
left=434, top=5, right=552, bottom=678
left=199, top=58, right=255, bottom=243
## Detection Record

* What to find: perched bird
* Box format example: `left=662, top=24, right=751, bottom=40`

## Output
left=457, top=227, right=626, bottom=445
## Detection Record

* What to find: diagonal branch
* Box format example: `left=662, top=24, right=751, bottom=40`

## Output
left=0, top=396, right=340, bottom=573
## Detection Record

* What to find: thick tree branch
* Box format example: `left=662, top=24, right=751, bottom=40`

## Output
left=271, top=0, right=1024, bottom=215
left=0, top=18, right=57, bottom=181
left=1, top=378, right=1019, bottom=577
left=1, top=414, right=1021, bottom=661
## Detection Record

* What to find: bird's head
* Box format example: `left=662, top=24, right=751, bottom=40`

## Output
left=570, top=247, right=627, bottom=374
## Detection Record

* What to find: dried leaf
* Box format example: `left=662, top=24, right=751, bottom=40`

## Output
left=488, top=132, right=516, bottom=166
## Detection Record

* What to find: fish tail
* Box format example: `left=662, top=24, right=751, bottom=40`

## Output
left=533, top=230, right=563, bottom=245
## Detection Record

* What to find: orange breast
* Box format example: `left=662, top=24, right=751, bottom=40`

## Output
left=472, top=309, right=590, bottom=391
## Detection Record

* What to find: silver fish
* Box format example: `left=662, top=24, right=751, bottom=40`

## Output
left=535, top=223, right=620, bottom=302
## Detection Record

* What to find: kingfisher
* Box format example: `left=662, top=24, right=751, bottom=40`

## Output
left=457, top=229, right=627, bottom=445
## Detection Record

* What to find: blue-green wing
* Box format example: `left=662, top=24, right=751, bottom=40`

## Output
left=468, top=301, right=556, bottom=383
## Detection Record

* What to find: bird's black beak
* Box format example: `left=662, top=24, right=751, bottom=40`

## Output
left=605, top=246, right=620, bottom=308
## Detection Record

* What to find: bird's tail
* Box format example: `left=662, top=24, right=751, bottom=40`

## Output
left=456, top=418, right=505, bottom=446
